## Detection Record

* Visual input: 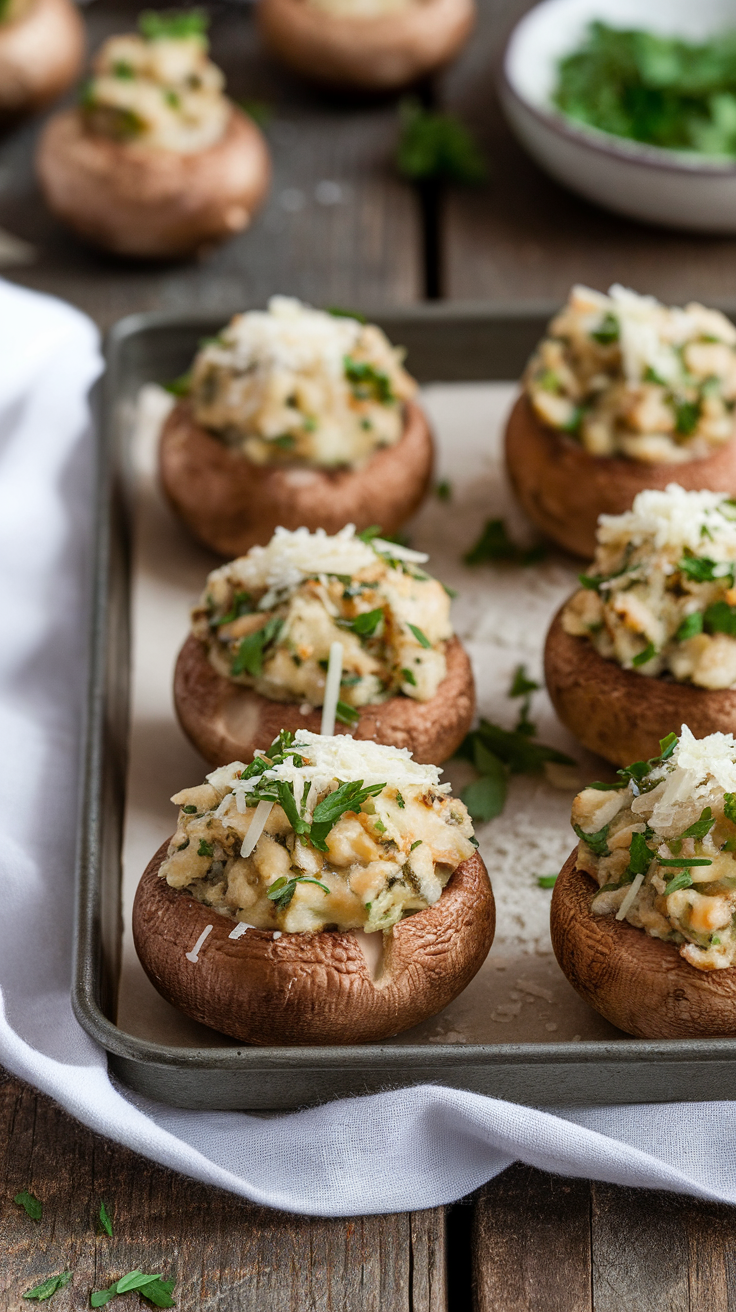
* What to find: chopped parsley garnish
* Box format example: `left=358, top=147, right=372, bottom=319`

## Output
left=664, top=871, right=694, bottom=897
left=464, top=519, right=545, bottom=567
left=401, top=667, right=417, bottom=686
left=658, top=857, right=712, bottom=867
left=674, top=399, right=701, bottom=436
left=704, top=600, right=736, bottom=636
left=631, top=640, right=656, bottom=667
left=99, top=1200, right=113, bottom=1237
left=509, top=663, right=540, bottom=735
left=678, top=552, right=732, bottom=584
left=113, top=61, right=134, bottom=79
left=14, top=1190, right=42, bottom=1221
left=271, top=434, right=297, bottom=450
left=573, top=822, right=610, bottom=858
left=396, top=97, right=487, bottom=184
left=23, top=1271, right=71, bottom=1301
left=91, top=1272, right=175, bottom=1307
left=343, top=357, right=394, bottom=405
left=139, top=8, right=208, bottom=39
left=197, top=839, right=214, bottom=857
left=615, top=732, right=678, bottom=788
left=335, top=701, right=360, bottom=726
left=436, top=479, right=453, bottom=501
left=347, top=608, right=384, bottom=638
left=395, top=791, right=405, bottom=808
left=675, top=611, right=704, bottom=642
left=586, top=780, right=628, bottom=790
left=266, top=875, right=330, bottom=910
left=725, top=792, right=736, bottom=824
left=681, top=807, right=715, bottom=840
left=212, top=591, right=254, bottom=627
left=374, top=819, right=387, bottom=834
left=239, top=99, right=273, bottom=128
left=627, top=830, right=653, bottom=877
left=163, top=370, right=191, bottom=397
left=231, top=616, right=283, bottom=678
left=410, top=839, right=423, bottom=851
left=326, top=306, right=367, bottom=324
left=182, top=805, right=198, bottom=814
left=536, top=874, right=558, bottom=888
left=456, top=718, right=574, bottom=823
left=590, top=312, right=619, bottom=345
left=407, top=623, right=431, bottom=649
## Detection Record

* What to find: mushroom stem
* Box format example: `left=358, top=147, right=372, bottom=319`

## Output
left=321, top=640, right=344, bottom=736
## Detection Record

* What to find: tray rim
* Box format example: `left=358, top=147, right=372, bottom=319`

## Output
left=72, top=302, right=736, bottom=1091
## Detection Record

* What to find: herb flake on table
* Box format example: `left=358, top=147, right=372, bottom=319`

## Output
left=396, top=98, right=487, bottom=184
left=99, top=1200, right=113, bottom=1237
left=14, top=1190, right=42, bottom=1220
left=138, top=8, right=207, bottom=39
left=508, top=663, right=541, bottom=735
left=463, top=519, right=545, bottom=567
left=455, top=718, right=575, bottom=824
left=23, top=1271, right=71, bottom=1301
left=90, top=1271, right=175, bottom=1308
left=536, top=874, right=558, bottom=888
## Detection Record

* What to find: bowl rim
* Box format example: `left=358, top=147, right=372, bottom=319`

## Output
left=500, top=0, right=736, bottom=180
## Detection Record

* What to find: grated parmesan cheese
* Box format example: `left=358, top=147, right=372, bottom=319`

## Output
left=597, top=485, right=736, bottom=555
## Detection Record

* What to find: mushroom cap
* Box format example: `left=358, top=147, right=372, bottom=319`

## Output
left=174, top=631, right=476, bottom=765
left=132, top=841, right=495, bottom=1045
left=36, top=105, right=271, bottom=259
left=256, top=0, right=474, bottom=91
left=551, top=849, right=736, bottom=1038
left=505, top=394, right=736, bottom=559
left=544, top=604, right=736, bottom=766
left=159, top=397, right=434, bottom=557
left=0, top=0, right=84, bottom=118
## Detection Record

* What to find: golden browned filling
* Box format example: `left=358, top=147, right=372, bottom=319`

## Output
left=525, top=284, right=736, bottom=462
left=82, top=11, right=229, bottom=153
left=187, top=297, right=417, bottom=469
left=193, top=525, right=453, bottom=712
left=159, top=730, right=477, bottom=933
left=563, top=486, right=736, bottom=691
left=573, top=726, right=736, bottom=971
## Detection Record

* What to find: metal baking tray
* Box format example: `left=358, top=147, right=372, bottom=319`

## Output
left=73, top=302, right=736, bottom=1110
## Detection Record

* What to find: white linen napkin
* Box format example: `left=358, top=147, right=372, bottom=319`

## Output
left=4, top=275, right=736, bottom=1216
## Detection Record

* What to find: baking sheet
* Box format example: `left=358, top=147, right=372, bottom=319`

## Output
left=117, top=379, right=622, bottom=1050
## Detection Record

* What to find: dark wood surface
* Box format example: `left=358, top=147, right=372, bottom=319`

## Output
left=3, top=0, right=736, bottom=1305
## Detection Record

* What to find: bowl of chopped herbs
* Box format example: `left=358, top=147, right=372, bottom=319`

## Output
left=500, top=0, right=736, bottom=231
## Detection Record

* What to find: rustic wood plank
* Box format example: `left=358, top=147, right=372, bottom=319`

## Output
left=0, top=0, right=421, bottom=328
left=0, top=1071, right=446, bottom=1310
left=440, top=0, right=736, bottom=307
left=472, top=1163, right=592, bottom=1312
left=592, top=1181, right=736, bottom=1312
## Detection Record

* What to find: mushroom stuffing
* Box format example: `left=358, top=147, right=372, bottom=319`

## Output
left=562, top=485, right=736, bottom=690
left=159, top=729, right=478, bottom=934
left=572, top=726, right=736, bottom=972
left=525, top=284, right=736, bottom=463
left=194, top=524, right=452, bottom=711
left=187, top=297, right=417, bottom=469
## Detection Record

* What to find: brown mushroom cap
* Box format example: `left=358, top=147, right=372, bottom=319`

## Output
left=505, top=395, right=736, bottom=559
left=174, top=631, right=475, bottom=766
left=35, top=105, right=270, bottom=259
left=551, top=849, right=736, bottom=1038
left=159, top=397, right=434, bottom=557
left=133, top=840, right=495, bottom=1045
left=0, top=0, right=84, bottom=119
left=257, top=0, right=474, bottom=91
left=544, top=604, right=736, bottom=767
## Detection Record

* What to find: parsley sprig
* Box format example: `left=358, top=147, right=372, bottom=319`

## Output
left=455, top=717, right=575, bottom=823
left=91, top=1271, right=175, bottom=1307
left=139, top=8, right=208, bottom=40
left=464, top=519, right=545, bottom=567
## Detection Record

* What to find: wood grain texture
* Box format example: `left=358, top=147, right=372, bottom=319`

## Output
left=0, top=1070, right=446, bottom=1310
left=0, top=0, right=421, bottom=327
left=472, top=1163, right=592, bottom=1312
left=440, top=0, right=736, bottom=306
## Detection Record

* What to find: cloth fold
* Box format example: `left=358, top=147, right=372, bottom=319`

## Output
left=2, top=276, right=736, bottom=1217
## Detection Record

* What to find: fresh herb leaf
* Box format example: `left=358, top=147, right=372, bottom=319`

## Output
left=586, top=780, right=628, bottom=790
left=348, top=608, right=384, bottom=637
left=238, top=99, right=272, bottom=128
left=410, top=839, right=423, bottom=851
left=99, top=1200, right=113, bottom=1237
left=464, top=519, right=545, bottom=567
left=374, top=818, right=387, bottom=834
left=679, top=552, right=732, bottom=584
left=536, top=874, right=558, bottom=888
left=266, top=875, right=330, bottom=910
left=664, top=871, right=694, bottom=896
left=590, top=312, right=619, bottom=344
left=326, top=306, right=367, bottom=324
left=113, top=61, right=134, bottom=79
left=395, top=791, right=405, bottom=808
left=396, top=97, right=487, bottom=184
left=90, top=1286, right=118, bottom=1308
left=682, top=807, right=715, bottom=840
left=270, top=434, right=297, bottom=450
left=212, top=591, right=254, bottom=627
left=163, top=371, right=191, bottom=397
left=139, top=9, right=208, bottom=40
left=343, top=357, right=394, bottom=404
left=725, top=792, right=736, bottom=824
left=573, top=822, right=610, bottom=857
left=116, top=1273, right=165, bottom=1295
left=401, top=667, right=417, bottom=686
left=141, top=1279, right=176, bottom=1308
left=509, top=665, right=540, bottom=699
left=461, top=740, right=508, bottom=822
left=407, top=623, right=431, bottom=649
left=632, top=640, right=656, bottom=667
left=182, top=804, right=198, bottom=814
left=658, top=857, right=713, bottom=867
left=14, top=1190, right=42, bottom=1221
left=628, top=830, right=653, bottom=876
left=675, top=611, right=704, bottom=641
left=23, top=1271, right=71, bottom=1301
left=197, top=839, right=213, bottom=858
left=231, top=616, right=283, bottom=678
left=674, top=399, right=701, bottom=436
left=704, top=600, right=736, bottom=636
left=335, top=701, right=360, bottom=726
left=436, top=479, right=453, bottom=501
left=309, top=780, right=386, bottom=852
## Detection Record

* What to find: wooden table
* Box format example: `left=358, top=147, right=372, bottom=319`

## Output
left=3, top=0, right=736, bottom=1305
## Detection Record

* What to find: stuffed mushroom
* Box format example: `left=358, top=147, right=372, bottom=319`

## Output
left=133, top=730, right=495, bottom=1044
left=159, top=297, right=433, bottom=554
left=175, top=523, right=475, bottom=765
left=552, top=726, right=736, bottom=1037
left=545, top=485, right=736, bottom=766
left=506, top=284, right=736, bottom=558
left=0, top=0, right=84, bottom=119
left=257, top=0, right=474, bottom=92
left=36, top=9, right=270, bottom=259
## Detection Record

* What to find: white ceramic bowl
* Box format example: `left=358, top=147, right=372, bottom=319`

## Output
left=501, top=0, right=736, bottom=233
